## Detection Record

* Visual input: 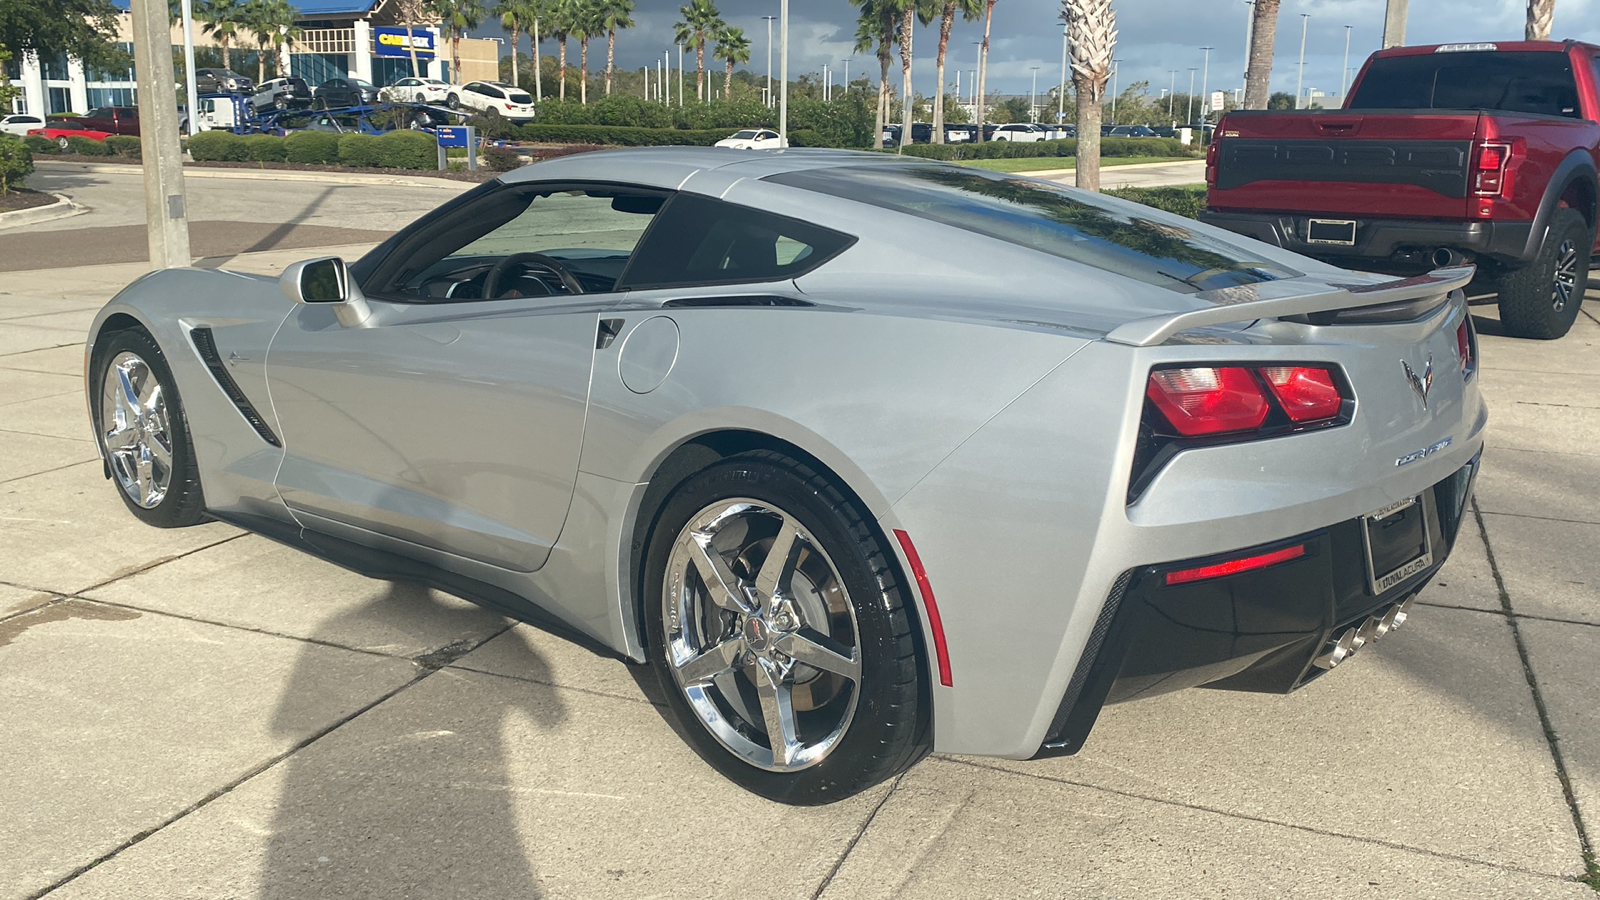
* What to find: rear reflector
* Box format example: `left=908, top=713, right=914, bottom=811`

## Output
left=893, top=529, right=952, bottom=687
left=1259, top=366, right=1343, bottom=422
left=1165, top=544, right=1307, bottom=585
left=1457, top=319, right=1475, bottom=377
left=1146, top=367, right=1269, bottom=436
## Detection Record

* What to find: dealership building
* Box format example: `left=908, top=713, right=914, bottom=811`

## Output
left=6, top=0, right=500, bottom=115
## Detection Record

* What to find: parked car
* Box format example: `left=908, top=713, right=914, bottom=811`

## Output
left=1108, top=125, right=1157, bottom=137
left=990, top=123, right=1046, bottom=142
left=63, top=106, right=139, bottom=136
left=714, top=128, right=785, bottom=149
left=943, top=123, right=976, bottom=142
left=276, top=109, right=389, bottom=135
left=84, top=147, right=1482, bottom=805
left=0, top=113, right=46, bottom=137
left=250, top=77, right=313, bottom=112
left=27, top=123, right=113, bottom=149
left=315, top=77, right=381, bottom=109
left=881, top=124, right=901, bottom=145
left=195, top=68, right=253, bottom=94
left=447, top=81, right=535, bottom=121
left=1203, top=39, right=1600, bottom=339
left=379, top=77, right=452, bottom=105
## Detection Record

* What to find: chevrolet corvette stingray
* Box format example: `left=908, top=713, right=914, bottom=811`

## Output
left=86, top=147, right=1484, bottom=804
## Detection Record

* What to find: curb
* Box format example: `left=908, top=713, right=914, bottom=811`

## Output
left=1018, top=158, right=1207, bottom=179
left=32, top=159, right=474, bottom=190
left=0, top=192, right=84, bottom=230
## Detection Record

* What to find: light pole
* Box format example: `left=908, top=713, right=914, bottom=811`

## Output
left=1110, top=58, right=1120, bottom=122
left=678, top=42, right=684, bottom=106
left=1341, top=24, right=1352, bottom=99
left=1242, top=0, right=1253, bottom=101
left=1296, top=13, right=1309, bottom=109
left=762, top=14, right=777, bottom=108
left=1199, top=46, right=1213, bottom=124
left=1030, top=66, right=1040, bottom=121
left=779, top=0, right=788, bottom=139
left=842, top=58, right=850, bottom=94
left=1186, top=66, right=1196, bottom=125
left=178, top=0, right=198, bottom=136
left=1058, top=23, right=1068, bottom=125
left=1168, top=69, right=1177, bottom=120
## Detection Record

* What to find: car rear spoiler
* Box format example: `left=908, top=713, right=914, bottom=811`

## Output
left=1104, top=266, right=1474, bottom=347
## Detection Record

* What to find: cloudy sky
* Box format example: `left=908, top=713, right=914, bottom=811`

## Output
left=478, top=0, right=1600, bottom=102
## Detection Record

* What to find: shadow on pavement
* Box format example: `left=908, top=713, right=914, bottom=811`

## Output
left=261, top=581, right=564, bottom=899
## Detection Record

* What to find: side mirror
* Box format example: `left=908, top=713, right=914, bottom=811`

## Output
left=280, top=257, right=370, bottom=327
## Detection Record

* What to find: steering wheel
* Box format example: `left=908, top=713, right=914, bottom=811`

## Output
left=482, top=252, right=585, bottom=299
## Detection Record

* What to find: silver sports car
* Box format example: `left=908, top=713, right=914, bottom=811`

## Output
left=87, top=147, right=1484, bottom=804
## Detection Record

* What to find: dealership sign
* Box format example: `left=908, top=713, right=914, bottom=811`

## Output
left=374, top=26, right=435, bottom=58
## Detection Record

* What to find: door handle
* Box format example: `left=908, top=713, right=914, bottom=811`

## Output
left=597, top=318, right=624, bottom=350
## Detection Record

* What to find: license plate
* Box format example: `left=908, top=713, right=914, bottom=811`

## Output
left=1362, top=495, right=1433, bottom=594
left=1307, top=219, right=1358, bottom=245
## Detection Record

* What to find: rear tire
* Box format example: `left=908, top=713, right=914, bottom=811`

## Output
left=91, top=329, right=206, bottom=528
left=642, top=451, right=931, bottom=805
left=1498, top=207, right=1590, bottom=340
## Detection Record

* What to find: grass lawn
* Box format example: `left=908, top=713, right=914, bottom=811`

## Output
left=962, top=154, right=1198, bottom=173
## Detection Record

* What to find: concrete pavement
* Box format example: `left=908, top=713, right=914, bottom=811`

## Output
left=1, top=175, right=1598, bottom=897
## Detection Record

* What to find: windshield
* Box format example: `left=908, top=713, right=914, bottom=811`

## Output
left=768, top=165, right=1297, bottom=293
left=1349, top=51, right=1580, bottom=117
left=732, top=130, right=759, bottom=139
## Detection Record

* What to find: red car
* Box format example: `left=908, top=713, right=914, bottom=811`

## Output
left=1202, top=40, right=1600, bottom=339
left=28, top=124, right=114, bottom=150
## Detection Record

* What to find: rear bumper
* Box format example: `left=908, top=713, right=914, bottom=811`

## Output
left=1200, top=208, right=1534, bottom=273
left=1035, top=453, right=1480, bottom=758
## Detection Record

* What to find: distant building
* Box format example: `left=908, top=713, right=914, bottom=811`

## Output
left=7, top=0, right=499, bottom=116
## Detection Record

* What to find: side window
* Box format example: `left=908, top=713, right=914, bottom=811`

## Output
left=371, top=184, right=667, bottom=302
left=620, top=193, right=855, bottom=289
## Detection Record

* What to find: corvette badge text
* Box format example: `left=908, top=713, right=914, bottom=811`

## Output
left=1396, top=436, right=1452, bottom=467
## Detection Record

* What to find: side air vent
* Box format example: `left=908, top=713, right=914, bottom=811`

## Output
left=189, top=327, right=282, bottom=447
left=662, top=295, right=813, bottom=308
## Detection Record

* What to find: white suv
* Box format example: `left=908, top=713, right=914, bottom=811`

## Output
left=991, top=123, right=1046, bottom=142
left=446, top=81, right=535, bottom=122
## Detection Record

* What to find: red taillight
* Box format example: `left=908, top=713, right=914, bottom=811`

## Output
left=1146, top=367, right=1270, bottom=436
left=1474, top=141, right=1512, bottom=196
left=1165, top=544, right=1307, bottom=585
left=1457, top=319, right=1475, bottom=377
left=1259, top=366, right=1343, bottom=423
left=1205, top=137, right=1220, bottom=187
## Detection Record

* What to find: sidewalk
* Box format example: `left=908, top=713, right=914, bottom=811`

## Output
left=0, top=250, right=1595, bottom=898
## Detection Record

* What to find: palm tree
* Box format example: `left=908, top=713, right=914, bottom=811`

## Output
left=851, top=0, right=899, bottom=150
left=245, top=0, right=299, bottom=83
left=674, top=0, right=723, bottom=102
left=1526, top=0, right=1553, bottom=39
left=932, top=1, right=983, bottom=143
left=494, top=0, right=540, bottom=90
left=898, top=1, right=939, bottom=153
left=197, top=0, right=245, bottom=71
left=599, top=0, right=634, bottom=96
left=393, top=0, right=432, bottom=78
left=1242, top=0, right=1278, bottom=108
left=976, top=0, right=995, bottom=140
left=713, top=25, right=750, bottom=99
left=430, top=0, right=487, bottom=86
left=1061, top=0, right=1115, bottom=191
left=547, top=0, right=572, bottom=100
left=572, top=0, right=604, bottom=104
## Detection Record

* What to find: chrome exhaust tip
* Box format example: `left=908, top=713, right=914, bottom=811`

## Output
left=1312, top=626, right=1363, bottom=670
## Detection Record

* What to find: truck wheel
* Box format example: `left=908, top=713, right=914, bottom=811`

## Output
left=1498, top=207, right=1590, bottom=340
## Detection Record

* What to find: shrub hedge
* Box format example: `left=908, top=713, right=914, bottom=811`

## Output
left=337, top=133, right=382, bottom=167
left=1103, top=185, right=1208, bottom=220
left=186, top=130, right=247, bottom=161
left=0, top=135, right=33, bottom=193
left=65, top=135, right=113, bottom=156
left=23, top=135, right=59, bottom=154
left=284, top=131, right=340, bottom=164
left=512, top=123, right=731, bottom=146
left=374, top=130, right=437, bottom=168
left=243, top=133, right=288, bottom=162
left=105, top=135, right=142, bottom=158
left=899, top=136, right=1193, bottom=161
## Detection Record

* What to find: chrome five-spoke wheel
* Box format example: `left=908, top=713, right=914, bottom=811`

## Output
left=100, top=350, right=174, bottom=509
left=663, top=499, right=862, bottom=771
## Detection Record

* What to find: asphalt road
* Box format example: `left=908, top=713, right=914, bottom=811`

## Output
left=6, top=162, right=470, bottom=270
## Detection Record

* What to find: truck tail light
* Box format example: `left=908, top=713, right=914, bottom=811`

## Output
left=1145, top=365, right=1348, bottom=437
left=1474, top=141, right=1512, bottom=197
left=1205, top=136, right=1220, bottom=188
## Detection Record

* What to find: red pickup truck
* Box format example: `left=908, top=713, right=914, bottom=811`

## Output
left=1202, top=41, right=1600, bottom=339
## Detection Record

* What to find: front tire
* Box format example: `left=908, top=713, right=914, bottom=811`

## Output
left=643, top=451, right=930, bottom=805
left=91, top=329, right=206, bottom=528
left=1498, top=206, right=1590, bottom=340
left=446, top=93, right=460, bottom=109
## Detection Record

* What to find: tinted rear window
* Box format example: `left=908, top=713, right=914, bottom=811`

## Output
left=767, top=165, right=1295, bottom=293
left=509, top=91, right=533, bottom=103
left=1348, top=51, right=1580, bottom=117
